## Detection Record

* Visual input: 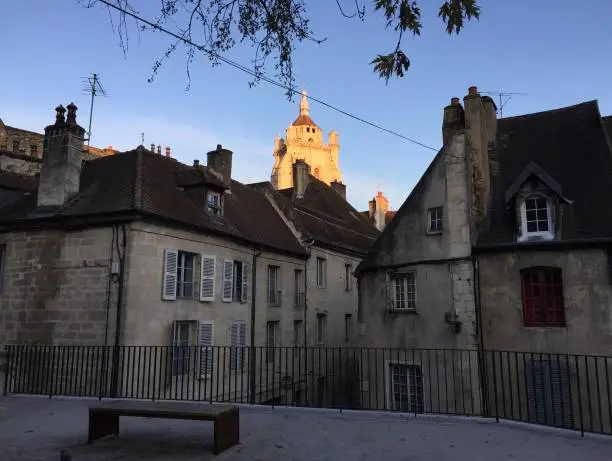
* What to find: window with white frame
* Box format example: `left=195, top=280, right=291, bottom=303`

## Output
left=389, top=272, right=416, bottom=310
left=344, top=264, right=353, bottom=292
left=172, top=321, right=197, bottom=376
left=427, top=207, right=443, bottom=234
left=163, top=250, right=216, bottom=302
left=316, top=257, right=326, bottom=288
left=266, top=320, right=279, bottom=362
left=176, top=251, right=196, bottom=298
left=268, top=265, right=281, bottom=306
left=207, top=190, right=222, bottom=216
left=520, top=195, right=554, bottom=241
left=390, top=363, right=424, bottom=413
left=316, top=313, right=327, bottom=344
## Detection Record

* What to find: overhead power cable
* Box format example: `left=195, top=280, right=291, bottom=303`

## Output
left=97, top=0, right=439, bottom=152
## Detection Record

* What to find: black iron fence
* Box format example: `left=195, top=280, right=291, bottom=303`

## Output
left=3, top=345, right=612, bottom=436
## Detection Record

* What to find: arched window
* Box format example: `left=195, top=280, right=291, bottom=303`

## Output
left=519, top=194, right=553, bottom=241
left=520, top=267, right=565, bottom=327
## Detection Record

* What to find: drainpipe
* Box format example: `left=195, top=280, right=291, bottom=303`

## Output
left=110, top=224, right=127, bottom=398
left=249, top=248, right=262, bottom=404
left=472, top=254, right=489, bottom=417
left=302, top=239, right=314, bottom=347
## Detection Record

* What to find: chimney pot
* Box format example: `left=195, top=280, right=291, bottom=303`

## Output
left=55, top=105, right=66, bottom=126
left=157, top=145, right=161, bottom=155
left=451, top=97, right=460, bottom=105
left=193, top=159, right=200, bottom=167
left=150, top=143, right=155, bottom=153
left=468, top=86, right=478, bottom=96
left=217, top=144, right=222, bottom=150
left=165, top=146, right=171, bottom=157
left=66, top=102, right=78, bottom=126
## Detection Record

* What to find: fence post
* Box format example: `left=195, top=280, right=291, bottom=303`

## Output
left=491, top=351, right=499, bottom=423
left=2, top=346, right=10, bottom=396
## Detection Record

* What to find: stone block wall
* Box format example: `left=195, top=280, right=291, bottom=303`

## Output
left=0, top=227, right=117, bottom=346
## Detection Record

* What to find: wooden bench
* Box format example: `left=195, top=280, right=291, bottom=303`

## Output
left=88, top=400, right=240, bottom=455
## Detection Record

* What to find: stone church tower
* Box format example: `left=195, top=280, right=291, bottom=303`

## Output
left=271, top=90, right=342, bottom=189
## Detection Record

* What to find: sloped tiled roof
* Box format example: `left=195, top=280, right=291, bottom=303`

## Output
left=252, top=177, right=380, bottom=255
left=292, top=114, right=318, bottom=127
left=0, top=146, right=307, bottom=256
left=477, top=101, right=612, bottom=245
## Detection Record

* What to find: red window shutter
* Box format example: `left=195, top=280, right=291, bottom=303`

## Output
left=521, top=267, right=565, bottom=327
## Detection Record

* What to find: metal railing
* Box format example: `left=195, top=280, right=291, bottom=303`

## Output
left=3, top=346, right=611, bottom=436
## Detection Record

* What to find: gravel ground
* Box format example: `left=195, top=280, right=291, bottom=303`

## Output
left=1, top=395, right=611, bottom=461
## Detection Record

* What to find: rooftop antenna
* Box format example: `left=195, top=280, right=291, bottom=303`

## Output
left=141, top=132, right=145, bottom=145
left=480, top=91, right=528, bottom=118
left=81, top=73, right=107, bottom=147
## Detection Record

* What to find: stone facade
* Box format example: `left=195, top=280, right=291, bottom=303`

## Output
left=271, top=90, right=342, bottom=189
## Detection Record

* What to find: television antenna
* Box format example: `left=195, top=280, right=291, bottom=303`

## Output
left=81, top=73, right=107, bottom=147
left=480, top=91, right=528, bottom=118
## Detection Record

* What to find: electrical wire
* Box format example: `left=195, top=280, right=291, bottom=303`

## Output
left=96, top=0, right=440, bottom=152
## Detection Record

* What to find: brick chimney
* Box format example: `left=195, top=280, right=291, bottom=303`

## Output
left=292, top=159, right=310, bottom=198
left=374, top=191, right=389, bottom=231
left=207, top=144, right=233, bottom=188
left=330, top=180, right=346, bottom=200
left=442, top=96, right=465, bottom=146
left=37, top=103, right=85, bottom=208
left=463, top=86, right=494, bottom=221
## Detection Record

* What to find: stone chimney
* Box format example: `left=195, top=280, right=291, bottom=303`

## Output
left=150, top=143, right=155, bottom=153
left=481, top=96, right=498, bottom=146
left=193, top=159, right=200, bottom=167
left=37, top=103, right=85, bottom=208
left=207, top=144, right=233, bottom=188
left=157, top=145, right=162, bottom=155
left=463, top=86, right=493, bottom=221
left=165, top=146, right=171, bottom=157
left=374, top=191, right=389, bottom=231
left=442, top=96, right=465, bottom=146
left=292, top=160, right=310, bottom=198
left=330, top=180, right=346, bottom=200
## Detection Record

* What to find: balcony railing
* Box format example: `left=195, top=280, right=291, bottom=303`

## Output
left=3, top=346, right=612, bottom=436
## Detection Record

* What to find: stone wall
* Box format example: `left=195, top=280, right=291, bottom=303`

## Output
left=0, top=151, right=42, bottom=176
left=0, top=123, right=44, bottom=158
left=0, top=227, right=117, bottom=346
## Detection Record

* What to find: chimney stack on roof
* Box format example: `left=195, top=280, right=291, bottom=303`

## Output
left=150, top=143, right=155, bottom=153
left=330, top=180, right=347, bottom=200
left=37, top=103, right=85, bottom=208
left=292, top=159, right=310, bottom=199
left=165, top=146, right=171, bottom=157
left=207, top=144, right=233, bottom=188
left=193, top=159, right=200, bottom=167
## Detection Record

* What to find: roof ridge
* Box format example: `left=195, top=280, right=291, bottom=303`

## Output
left=499, top=100, right=598, bottom=121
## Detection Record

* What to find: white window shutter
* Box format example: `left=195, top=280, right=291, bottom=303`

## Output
left=162, top=248, right=178, bottom=301
left=239, top=322, right=247, bottom=371
left=241, top=262, right=250, bottom=303
left=222, top=259, right=233, bottom=302
left=230, top=322, right=239, bottom=370
left=200, top=255, right=216, bottom=302
left=198, top=321, right=214, bottom=378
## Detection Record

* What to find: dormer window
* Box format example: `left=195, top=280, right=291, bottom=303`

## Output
left=207, top=191, right=222, bottom=216
left=519, top=194, right=553, bottom=241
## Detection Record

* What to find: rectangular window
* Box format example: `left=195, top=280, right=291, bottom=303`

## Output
left=294, top=269, right=304, bottom=308
left=266, top=321, right=279, bottom=362
left=232, top=261, right=243, bottom=302
left=316, top=313, right=327, bottom=344
left=176, top=251, right=196, bottom=298
left=268, top=265, right=281, bottom=306
left=344, top=264, right=353, bottom=292
left=344, top=314, right=352, bottom=343
left=390, top=364, right=424, bottom=413
left=229, top=321, right=247, bottom=371
left=521, top=267, right=565, bottom=327
left=172, top=321, right=196, bottom=376
left=316, top=257, right=326, bottom=288
left=389, top=272, right=416, bottom=310
left=30, top=144, right=38, bottom=156
left=12, top=140, right=19, bottom=152
left=293, top=320, right=303, bottom=347
left=207, top=191, right=222, bottom=216
left=427, top=207, right=443, bottom=234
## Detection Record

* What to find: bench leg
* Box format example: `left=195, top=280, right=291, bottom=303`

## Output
left=213, top=409, right=240, bottom=455
left=88, top=412, right=120, bottom=444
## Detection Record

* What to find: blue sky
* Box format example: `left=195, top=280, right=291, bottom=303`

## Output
left=1, top=0, right=611, bottom=210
